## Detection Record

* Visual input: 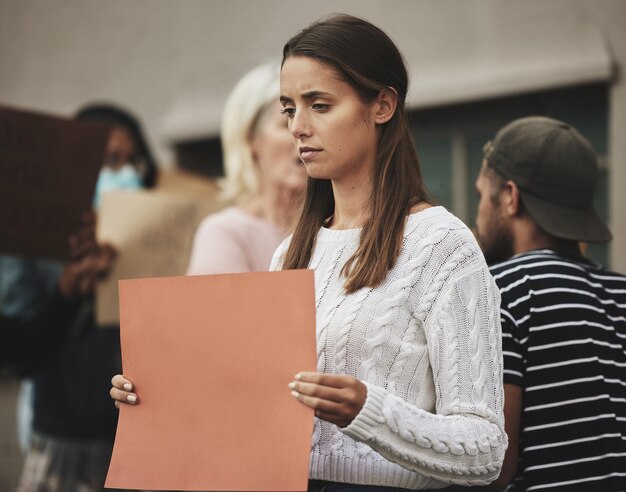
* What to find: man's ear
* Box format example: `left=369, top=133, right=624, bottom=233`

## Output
left=373, top=87, right=398, bottom=125
left=502, top=180, right=522, bottom=216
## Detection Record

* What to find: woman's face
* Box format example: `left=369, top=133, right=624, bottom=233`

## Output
left=93, top=127, right=144, bottom=208
left=280, top=56, right=379, bottom=185
left=103, top=127, right=140, bottom=171
left=250, top=101, right=307, bottom=194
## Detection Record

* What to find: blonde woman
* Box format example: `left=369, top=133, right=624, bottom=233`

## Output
left=186, top=63, right=307, bottom=275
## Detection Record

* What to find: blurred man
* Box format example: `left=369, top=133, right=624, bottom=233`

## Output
left=473, top=116, right=626, bottom=491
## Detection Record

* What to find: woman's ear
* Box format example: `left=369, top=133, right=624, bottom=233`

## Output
left=373, top=87, right=398, bottom=125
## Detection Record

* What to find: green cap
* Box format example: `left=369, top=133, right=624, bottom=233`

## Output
left=486, top=116, right=611, bottom=242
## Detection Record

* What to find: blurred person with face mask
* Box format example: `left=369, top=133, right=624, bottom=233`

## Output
left=11, top=103, right=157, bottom=492
left=185, top=63, right=307, bottom=275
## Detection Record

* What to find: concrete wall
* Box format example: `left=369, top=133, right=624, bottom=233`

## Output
left=0, top=0, right=618, bottom=157
left=2, top=0, right=622, bottom=269
left=592, top=0, right=626, bottom=272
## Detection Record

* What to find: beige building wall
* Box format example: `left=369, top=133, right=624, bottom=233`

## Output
left=593, top=0, right=626, bottom=273
left=0, top=1, right=619, bottom=153
left=2, top=3, right=622, bottom=267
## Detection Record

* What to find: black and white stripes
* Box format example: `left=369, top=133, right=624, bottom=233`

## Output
left=491, top=249, right=626, bottom=491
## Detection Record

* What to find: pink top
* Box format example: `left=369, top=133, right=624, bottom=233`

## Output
left=186, top=207, right=286, bottom=275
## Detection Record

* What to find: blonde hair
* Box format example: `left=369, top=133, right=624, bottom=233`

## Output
left=220, top=63, right=280, bottom=203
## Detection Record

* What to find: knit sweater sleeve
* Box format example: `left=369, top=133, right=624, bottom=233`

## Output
left=341, top=249, right=507, bottom=485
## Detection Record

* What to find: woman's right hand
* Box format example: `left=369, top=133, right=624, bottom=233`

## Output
left=110, top=374, right=138, bottom=408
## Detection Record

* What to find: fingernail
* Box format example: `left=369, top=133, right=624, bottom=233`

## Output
left=127, top=394, right=137, bottom=403
left=295, top=373, right=302, bottom=380
left=290, top=391, right=299, bottom=398
left=288, top=382, right=295, bottom=389
left=123, top=383, right=133, bottom=391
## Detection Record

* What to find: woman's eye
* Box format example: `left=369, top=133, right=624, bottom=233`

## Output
left=280, top=107, right=295, bottom=118
left=312, top=103, right=329, bottom=112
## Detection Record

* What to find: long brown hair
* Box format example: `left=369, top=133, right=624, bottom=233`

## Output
left=281, top=14, right=430, bottom=294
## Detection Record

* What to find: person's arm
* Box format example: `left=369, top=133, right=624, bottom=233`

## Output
left=444, top=292, right=525, bottom=491
left=497, top=383, right=521, bottom=486
left=488, top=306, right=525, bottom=489
left=445, top=383, right=521, bottom=491
left=291, top=250, right=508, bottom=486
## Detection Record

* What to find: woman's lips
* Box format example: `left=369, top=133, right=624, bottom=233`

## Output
left=299, top=147, right=322, bottom=161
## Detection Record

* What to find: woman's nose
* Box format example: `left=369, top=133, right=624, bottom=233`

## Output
left=289, top=111, right=311, bottom=139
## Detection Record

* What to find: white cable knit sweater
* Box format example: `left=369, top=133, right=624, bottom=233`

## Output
left=271, top=206, right=507, bottom=489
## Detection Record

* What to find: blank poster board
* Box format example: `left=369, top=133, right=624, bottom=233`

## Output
left=0, top=105, right=109, bottom=259
left=106, top=269, right=316, bottom=491
left=96, top=190, right=219, bottom=325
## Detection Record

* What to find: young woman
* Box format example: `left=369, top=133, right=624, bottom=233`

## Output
left=186, top=63, right=307, bottom=275
left=112, top=14, right=506, bottom=491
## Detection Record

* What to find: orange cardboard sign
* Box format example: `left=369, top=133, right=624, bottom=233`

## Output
left=106, top=270, right=316, bottom=491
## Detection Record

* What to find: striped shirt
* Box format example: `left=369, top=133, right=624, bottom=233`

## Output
left=490, top=249, right=626, bottom=491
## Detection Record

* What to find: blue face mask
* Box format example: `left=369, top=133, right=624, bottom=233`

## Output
left=93, top=164, right=143, bottom=209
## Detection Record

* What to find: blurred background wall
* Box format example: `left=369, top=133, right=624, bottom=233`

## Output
left=1, top=0, right=625, bottom=486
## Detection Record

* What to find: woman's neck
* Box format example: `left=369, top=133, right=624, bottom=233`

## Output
left=328, top=173, right=373, bottom=230
left=242, top=186, right=301, bottom=233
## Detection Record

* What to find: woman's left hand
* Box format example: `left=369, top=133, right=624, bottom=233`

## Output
left=289, top=372, right=367, bottom=428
